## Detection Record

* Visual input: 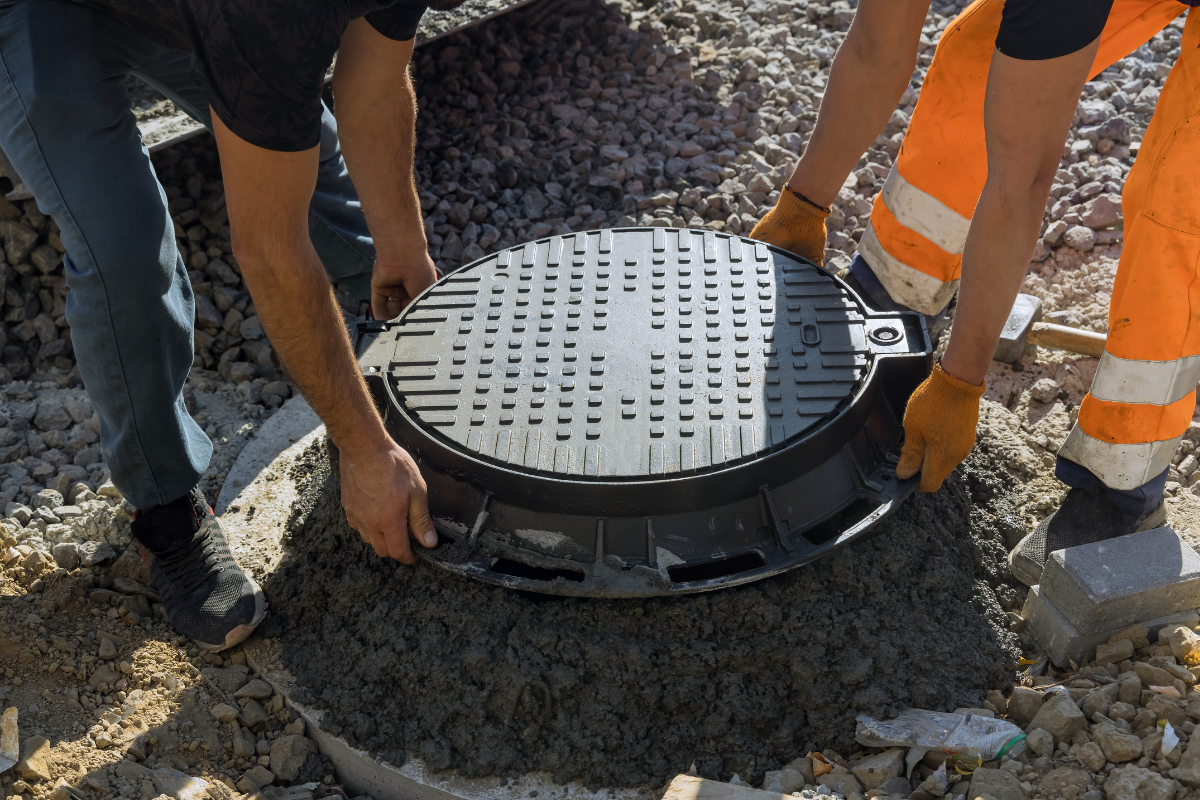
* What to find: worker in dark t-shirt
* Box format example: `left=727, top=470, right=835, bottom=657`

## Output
left=0, top=0, right=466, bottom=650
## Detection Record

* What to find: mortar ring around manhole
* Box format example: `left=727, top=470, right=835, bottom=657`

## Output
left=356, top=228, right=934, bottom=597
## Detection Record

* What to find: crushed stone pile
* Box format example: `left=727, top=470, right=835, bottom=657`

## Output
left=260, top=439, right=1024, bottom=789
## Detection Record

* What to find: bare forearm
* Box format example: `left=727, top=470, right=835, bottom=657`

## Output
left=240, top=243, right=387, bottom=456
left=789, top=0, right=927, bottom=207
left=333, top=23, right=425, bottom=260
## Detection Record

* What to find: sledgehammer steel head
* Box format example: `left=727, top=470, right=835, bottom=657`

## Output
left=994, top=293, right=1043, bottom=364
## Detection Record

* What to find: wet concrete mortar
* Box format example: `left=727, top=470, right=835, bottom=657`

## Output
left=256, top=438, right=1025, bottom=789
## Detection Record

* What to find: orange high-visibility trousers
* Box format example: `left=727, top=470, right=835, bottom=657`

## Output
left=860, top=0, right=1184, bottom=316
left=1058, top=9, right=1200, bottom=489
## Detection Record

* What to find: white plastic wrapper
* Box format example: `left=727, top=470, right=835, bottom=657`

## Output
left=856, top=709, right=1027, bottom=761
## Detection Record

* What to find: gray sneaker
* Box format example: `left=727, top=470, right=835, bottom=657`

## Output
left=1009, top=487, right=1167, bottom=587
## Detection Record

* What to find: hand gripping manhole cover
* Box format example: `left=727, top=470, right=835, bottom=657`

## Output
left=356, top=228, right=933, bottom=597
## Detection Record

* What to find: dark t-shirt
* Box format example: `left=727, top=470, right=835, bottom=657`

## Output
left=70, top=0, right=428, bottom=152
left=179, top=0, right=429, bottom=152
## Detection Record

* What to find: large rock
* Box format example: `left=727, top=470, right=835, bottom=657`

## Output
left=1040, top=767, right=1090, bottom=797
left=1104, top=765, right=1176, bottom=800
left=1095, top=639, right=1134, bottom=667
left=1135, top=662, right=1175, bottom=688
left=1172, top=732, right=1200, bottom=787
left=1081, top=682, right=1120, bottom=720
left=850, top=749, right=904, bottom=791
left=761, top=769, right=805, bottom=794
left=152, top=768, right=209, bottom=800
left=817, top=770, right=862, bottom=797
left=1147, top=694, right=1188, bottom=727
left=16, top=736, right=52, bottom=782
left=268, top=735, right=315, bottom=782
left=1080, top=193, right=1122, bottom=229
left=1028, top=695, right=1086, bottom=744
left=1007, top=686, right=1045, bottom=725
left=968, top=768, right=1025, bottom=800
left=1094, top=723, right=1145, bottom=763
left=1164, top=625, right=1200, bottom=662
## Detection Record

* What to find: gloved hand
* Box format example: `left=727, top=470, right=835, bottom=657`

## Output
left=896, top=363, right=987, bottom=492
left=749, top=187, right=831, bottom=266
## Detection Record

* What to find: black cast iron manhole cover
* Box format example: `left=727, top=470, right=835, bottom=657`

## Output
left=357, top=228, right=932, bottom=597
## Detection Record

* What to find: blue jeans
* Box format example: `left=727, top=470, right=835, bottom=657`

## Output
left=0, top=0, right=375, bottom=508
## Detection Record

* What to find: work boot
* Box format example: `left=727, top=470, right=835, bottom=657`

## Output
left=133, top=488, right=267, bottom=651
left=836, top=254, right=953, bottom=345
left=1008, top=487, right=1167, bottom=587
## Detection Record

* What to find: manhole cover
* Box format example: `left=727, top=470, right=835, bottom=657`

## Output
left=357, top=228, right=932, bottom=596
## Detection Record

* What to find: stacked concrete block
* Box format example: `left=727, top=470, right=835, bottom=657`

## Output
left=1023, top=527, right=1200, bottom=666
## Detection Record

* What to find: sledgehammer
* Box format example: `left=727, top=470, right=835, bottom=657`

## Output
left=993, top=293, right=1108, bottom=363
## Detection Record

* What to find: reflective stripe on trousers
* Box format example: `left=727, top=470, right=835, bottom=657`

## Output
left=861, top=0, right=1185, bottom=316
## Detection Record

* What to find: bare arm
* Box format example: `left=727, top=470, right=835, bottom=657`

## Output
left=940, top=43, right=1099, bottom=385
left=212, top=117, right=436, bottom=563
left=333, top=19, right=436, bottom=320
left=787, top=0, right=929, bottom=207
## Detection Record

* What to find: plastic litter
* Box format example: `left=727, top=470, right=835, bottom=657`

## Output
left=1150, top=685, right=1182, bottom=698
left=1162, top=720, right=1180, bottom=757
left=856, top=708, right=1028, bottom=762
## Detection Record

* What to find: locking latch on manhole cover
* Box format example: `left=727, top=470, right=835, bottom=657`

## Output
left=357, top=228, right=933, bottom=597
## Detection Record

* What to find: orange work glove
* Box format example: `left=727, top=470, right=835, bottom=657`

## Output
left=896, top=363, right=987, bottom=493
left=748, top=187, right=830, bottom=266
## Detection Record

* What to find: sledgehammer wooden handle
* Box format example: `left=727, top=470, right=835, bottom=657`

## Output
left=1027, top=322, right=1107, bottom=358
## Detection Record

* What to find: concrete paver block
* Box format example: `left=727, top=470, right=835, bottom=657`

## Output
left=1041, top=527, right=1200, bottom=634
left=1024, top=584, right=1199, bottom=667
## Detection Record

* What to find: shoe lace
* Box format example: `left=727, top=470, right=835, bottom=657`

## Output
left=156, top=526, right=223, bottom=597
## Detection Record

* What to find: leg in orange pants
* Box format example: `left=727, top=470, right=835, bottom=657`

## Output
left=1058, top=8, right=1200, bottom=494
left=858, top=0, right=1185, bottom=315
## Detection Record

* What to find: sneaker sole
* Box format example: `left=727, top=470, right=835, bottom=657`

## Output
left=1009, top=501, right=1168, bottom=588
left=196, top=577, right=269, bottom=653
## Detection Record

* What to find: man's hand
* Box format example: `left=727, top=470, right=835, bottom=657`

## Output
left=895, top=363, right=986, bottom=492
left=340, top=439, right=437, bottom=563
left=371, top=252, right=437, bottom=321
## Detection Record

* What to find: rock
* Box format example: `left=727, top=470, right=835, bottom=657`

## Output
left=50, top=542, right=80, bottom=570
left=850, top=749, right=904, bottom=790
left=30, top=489, right=62, bottom=510
left=1027, top=727, right=1054, bottom=756
left=762, top=769, right=804, bottom=794
left=152, top=768, right=208, bottom=800
left=79, top=541, right=117, bottom=567
left=1029, top=378, right=1058, bottom=404
left=89, top=663, right=120, bottom=690
left=33, top=402, right=70, bottom=432
left=1164, top=625, right=1200, bottom=662
left=1135, top=662, right=1176, bottom=688
left=817, top=771, right=863, bottom=797
left=1081, top=682, right=1120, bottom=721
left=16, top=736, right=51, bottom=782
left=1077, top=741, right=1106, bottom=772
left=783, top=756, right=815, bottom=784
left=1147, top=694, right=1188, bottom=727
left=1119, top=676, right=1142, bottom=705
left=209, top=704, right=239, bottom=723
left=200, top=666, right=250, bottom=694
left=232, top=726, right=256, bottom=758
left=1007, top=687, right=1046, bottom=724
left=239, top=699, right=268, bottom=726
left=283, top=720, right=305, bottom=735
left=1028, top=695, right=1086, bottom=743
left=1040, top=767, right=1089, bottom=797
left=98, top=638, right=118, bottom=660
left=237, top=766, right=275, bottom=793
left=48, top=779, right=73, bottom=800
left=968, top=768, right=1025, bottom=800
left=1096, top=639, right=1135, bottom=666
left=1111, top=624, right=1151, bottom=650
left=116, top=759, right=151, bottom=780
left=233, top=679, right=273, bottom=700
left=1063, top=225, right=1096, bottom=251
left=1173, top=730, right=1200, bottom=787
left=269, top=735, right=316, bottom=782
left=1105, top=765, right=1176, bottom=800
left=1094, top=723, right=1145, bottom=763
left=873, top=777, right=911, bottom=798
left=1080, top=193, right=1122, bottom=229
